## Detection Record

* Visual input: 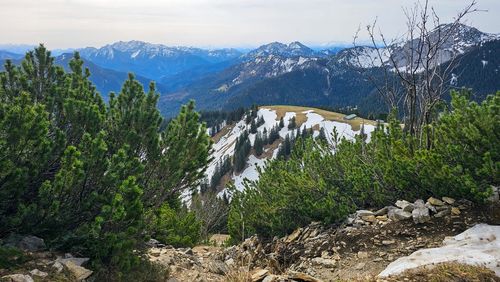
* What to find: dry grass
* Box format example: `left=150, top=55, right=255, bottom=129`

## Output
left=264, top=105, right=309, bottom=127
left=223, top=267, right=252, bottom=282
left=212, top=124, right=235, bottom=143
left=258, top=138, right=282, bottom=159
left=262, top=105, right=377, bottom=131
left=356, top=263, right=500, bottom=282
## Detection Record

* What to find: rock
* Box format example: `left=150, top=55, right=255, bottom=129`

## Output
left=262, top=275, right=280, bottom=282
left=184, top=248, right=194, bottom=255
left=451, top=207, right=461, bottom=215
left=357, top=251, right=369, bottom=259
left=52, top=261, right=64, bottom=273
left=63, top=261, right=93, bottom=281
left=29, top=269, right=48, bottom=278
left=382, top=240, right=395, bottom=245
left=1, top=274, right=34, bottom=282
left=373, top=206, right=389, bottom=216
left=412, top=203, right=431, bottom=224
left=425, top=202, right=437, bottom=213
left=287, top=272, right=322, bottom=282
left=376, top=215, right=388, bottom=221
left=487, top=186, right=499, bottom=203
left=346, top=216, right=355, bottom=225
left=361, top=215, right=377, bottom=223
left=396, top=200, right=414, bottom=212
left=379, top=224, right=500, bottom=277
left=207, top=260, right=228, bottom=275
left=311, top=257, right=336, bottom=268
left=442, top=197, right=455, bottom=205
left=286, top=228, right=302, bottom=243
left=150, top=248, right=161, bottom=257
left=434, top=209, right=450, bottom=218
left=55, top=257, right=89, bottom=267
left=146, top=238, right=161, bottom=247
left=251, top=268, right=269, bottom=281
left=355, top=262, right=366, bottom=270
left=356, top=210, right=374, bottom=217
left=225, top=258, right=234, bottom=266
left=427, top=197, right=445, bottom=206
left=435, top=205, right=450, bottom=212
left=388, top=208, right=412, bottom=221
left=4, top=234, right=46, bottom=252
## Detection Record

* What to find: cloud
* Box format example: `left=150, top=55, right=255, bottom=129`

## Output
left=0, top=0, right=498, bottom=48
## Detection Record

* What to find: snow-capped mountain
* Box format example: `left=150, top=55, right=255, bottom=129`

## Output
left=336, top=23, right=499, bottom=69
left=206, top=106, right=377, bottom=194
left=244, top=41, right=320, bottom=59
left=190, top=42, right=328, bottom=93
left=228, top=55, right=321, bottom=87
left=158, top=23, right=499, bottom=118
left=81, top=40, right=241, bottom=61
left=78, top=40, right=242, bottom=80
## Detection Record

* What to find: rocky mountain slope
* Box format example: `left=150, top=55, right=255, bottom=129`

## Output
left=337, top=23, right=499, bottom=69
left=2, top=193, right=498, bottom=281
left=244, top=42, right=321, bottom=59
left=147, top=194, right=500, bottom=281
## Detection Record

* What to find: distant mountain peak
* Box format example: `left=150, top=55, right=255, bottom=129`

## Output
left=288, top=41, right=308, bottom=49
left=245, top=41, right=318, bottom=59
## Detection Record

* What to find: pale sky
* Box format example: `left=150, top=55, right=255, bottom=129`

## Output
left=1, top=0, right=498, bottom=49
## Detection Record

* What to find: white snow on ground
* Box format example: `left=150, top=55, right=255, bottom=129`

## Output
left=279, top=112, right=297, bottom=139
left=301, top=111, right=324, bottom=129
left=205, top=119, right=247, bottom=179
left=207, top=107, right=378, bottom=194
left=232, top=155, right=267, bottom=192
left=378, top=224, right=500, bottom=278
left=249, top=108, right=278, bottom=145
left=322, top=120, right=376, bottom=143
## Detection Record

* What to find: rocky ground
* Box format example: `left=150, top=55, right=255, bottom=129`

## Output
left=0, top=235, right=93, bottom=282
left=151, top=194, right=500, bottom=282
left=2, top=192, right=499, bottom=282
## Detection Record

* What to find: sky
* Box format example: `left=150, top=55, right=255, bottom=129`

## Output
left=0, top=0, right=498, bottom=49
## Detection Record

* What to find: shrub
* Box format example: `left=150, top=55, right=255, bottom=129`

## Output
left=228, top=91, right=499, bottom=241
left=152, top=203, right=201, bottom=248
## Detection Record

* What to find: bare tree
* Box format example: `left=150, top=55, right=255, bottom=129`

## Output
left=191, top=191, right=229, bottom=240
left=351, top=0, right=480, bottom=147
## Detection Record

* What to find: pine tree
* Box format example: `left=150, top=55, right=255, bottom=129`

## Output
left=250, top=119, right=258, bottom=134
left=234, top=131, right=251, bottom=172
left=279, top=117, right=284, bottom=128
left=288, top=116, right=297, bottom=129
left=318, top=127, right=327, bottom=142
left=0, top=46, right=212, bottom=272
left=254, top=132, right=264, bottom=156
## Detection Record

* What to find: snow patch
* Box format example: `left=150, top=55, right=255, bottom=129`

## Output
left=233, top=155, right=266, bottom=191
left=378, top=224, right=500, bottom=277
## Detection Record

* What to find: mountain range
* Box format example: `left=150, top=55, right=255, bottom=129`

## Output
left=1, top=23, right=498, bottom=116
